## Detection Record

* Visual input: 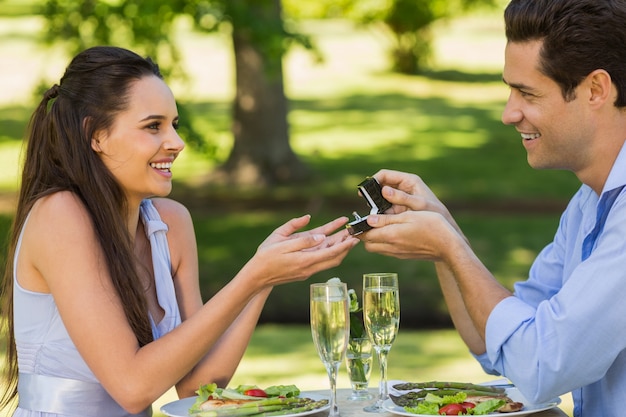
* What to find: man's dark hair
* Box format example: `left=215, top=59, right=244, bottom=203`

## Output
left=505, top=0, right=626, bottom=106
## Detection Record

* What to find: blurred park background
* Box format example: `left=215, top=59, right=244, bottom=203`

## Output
left=0, top=0, right=577, bottom=415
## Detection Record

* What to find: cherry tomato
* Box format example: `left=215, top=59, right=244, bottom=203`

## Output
left=438, top=403, right=466, bottom=415
left=461, top=402, right=476, bottom=411
left=244, top=389, right=268, bottom=397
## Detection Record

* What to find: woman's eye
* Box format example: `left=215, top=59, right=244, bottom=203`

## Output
left=172, top=122, right=180, bottom=131
left=147, top=122, right=160, bottom=130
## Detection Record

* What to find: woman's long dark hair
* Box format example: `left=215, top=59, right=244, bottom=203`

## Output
left=0, top=46, right=161, bottom=409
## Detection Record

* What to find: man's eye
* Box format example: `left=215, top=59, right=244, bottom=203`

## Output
left=518, top=89, right=534, bottom=98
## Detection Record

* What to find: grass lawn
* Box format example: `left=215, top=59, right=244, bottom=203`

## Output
left=0, top=3, right=574, bottom=416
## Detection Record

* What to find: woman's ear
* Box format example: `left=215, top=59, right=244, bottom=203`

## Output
left=84, top=116, right=103, bottom=153
left=91, top=132, right=103, bottom=153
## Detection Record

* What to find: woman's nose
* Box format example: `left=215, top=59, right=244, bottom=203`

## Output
left=165, top=130, right=185, bottom=153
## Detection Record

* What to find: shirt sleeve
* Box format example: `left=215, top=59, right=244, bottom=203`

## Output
left=476, top=191, right=626, bottom=404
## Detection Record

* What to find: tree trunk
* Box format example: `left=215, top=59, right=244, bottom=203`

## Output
left=214, top=0, right=310, bottom=186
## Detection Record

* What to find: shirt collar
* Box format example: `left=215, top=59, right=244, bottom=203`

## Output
left=600, top=139, right=626, bottom=195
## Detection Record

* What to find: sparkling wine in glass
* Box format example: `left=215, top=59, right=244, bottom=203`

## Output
left=362, top=273, right=399, bottom=413
left=310, top=282, right=350, bottom=417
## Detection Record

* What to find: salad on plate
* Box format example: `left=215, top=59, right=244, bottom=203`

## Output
left=187, top=383, right=329, bottom=417
left=388, top=381, right=524, bottom=415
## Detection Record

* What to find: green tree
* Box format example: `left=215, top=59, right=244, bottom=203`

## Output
left=283, top=0, right=497, bottom=74
left=213, top=0, right=311, bottom=185
left=42, top=0, right=312, bottom=186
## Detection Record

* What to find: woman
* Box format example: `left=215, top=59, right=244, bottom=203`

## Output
left=0, top=46, right=358, bottom=416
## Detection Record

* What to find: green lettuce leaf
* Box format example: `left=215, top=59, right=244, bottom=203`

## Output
left=190, top=383, right=219, bottom=412
left=405, top=401, right=440, bottom=415
left=264, top=384, right=301, bottom=398
left=234, top=385, right=260, bottom=394
left=471, top=398, right=507, bottom=415
left=403, top=392, right=468, bottom=415
left=423, top=391, right=468, bottom=405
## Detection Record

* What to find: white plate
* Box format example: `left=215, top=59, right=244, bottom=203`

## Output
left=160, top=392, right=330, bottom=417
left=382, top=387, right=561, bottom=417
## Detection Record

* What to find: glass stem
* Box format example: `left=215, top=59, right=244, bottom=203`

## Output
left=327, top=362, right=340, bottom=416
left=377, top=348, right=390, bottom=406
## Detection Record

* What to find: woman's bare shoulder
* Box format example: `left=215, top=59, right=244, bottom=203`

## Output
left=31, top=191, right=91, bottom=226
left=21, top=192, right=99, bottom=292
left=26, top=191, right=97, bottom=251
left=148, top=197, right=193, bottom=226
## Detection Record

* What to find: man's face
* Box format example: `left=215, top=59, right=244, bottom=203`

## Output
left=501, top=40, right=593, bottom=174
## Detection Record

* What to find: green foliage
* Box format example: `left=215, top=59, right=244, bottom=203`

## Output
left=40, top=0, right=318, bottom=82
left=42, top=0, right=185, bottom=78
left=283, top=0, right=495, bottom=22
left=0, top=0, right=40, bottom=16
left=175, top=101, right=217, bottom=157
left=283, top=0, right=497, bottom=73
left=39, top=0, right=318, bottom=157
left=379, top=0, right=498, bottom=73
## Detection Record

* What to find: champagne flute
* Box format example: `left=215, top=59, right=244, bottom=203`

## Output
left=362, top=273, right=400, bottom=413
left=310, top=282, right=350, bottom=417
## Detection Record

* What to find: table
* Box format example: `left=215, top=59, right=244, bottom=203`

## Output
left=305, top=388, right=569, bottom=417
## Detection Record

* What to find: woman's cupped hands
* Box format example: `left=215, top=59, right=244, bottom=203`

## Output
left=248, top=214, right=359, bottom=287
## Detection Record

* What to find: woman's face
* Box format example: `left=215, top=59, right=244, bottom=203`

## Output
left=93, top=75, right=184, bottom=206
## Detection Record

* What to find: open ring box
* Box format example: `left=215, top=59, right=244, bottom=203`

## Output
left=346, top=177, right=393, bottom=236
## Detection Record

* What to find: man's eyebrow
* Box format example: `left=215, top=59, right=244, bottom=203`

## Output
left=502, top=77, right=534, bottom=91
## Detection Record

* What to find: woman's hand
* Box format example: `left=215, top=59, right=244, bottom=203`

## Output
left=260, top=215, right=352, bottom=249
left=248, top=215, right=359, bottom=287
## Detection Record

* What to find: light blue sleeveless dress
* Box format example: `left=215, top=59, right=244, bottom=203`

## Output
left=13, top=199, right=182, bottom=417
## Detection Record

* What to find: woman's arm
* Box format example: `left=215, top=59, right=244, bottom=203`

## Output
left=152, top=198, right=269, bottom=396
left=22, top=192, right=357, bottom=413
left=156, top=198, right=357, bottom=396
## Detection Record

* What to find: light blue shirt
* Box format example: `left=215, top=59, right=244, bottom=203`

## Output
left=475, top=142, right=626, bottom=417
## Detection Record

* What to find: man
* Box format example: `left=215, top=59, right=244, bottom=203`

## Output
left=358, top=1, right=626, bottom=416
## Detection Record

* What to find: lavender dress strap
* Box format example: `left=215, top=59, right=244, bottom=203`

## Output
left=139, top=199, right=181, bottom=339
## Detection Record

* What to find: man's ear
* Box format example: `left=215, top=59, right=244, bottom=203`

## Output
left=587, top=69, right=613, bottom=107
